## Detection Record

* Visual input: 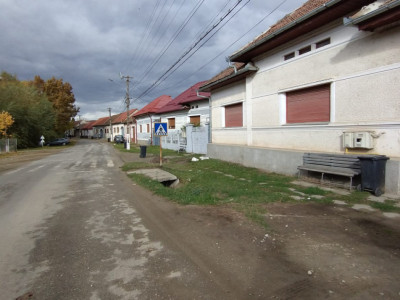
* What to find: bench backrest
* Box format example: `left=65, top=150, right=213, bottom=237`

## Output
left=303, top=153, right=361, bottom=172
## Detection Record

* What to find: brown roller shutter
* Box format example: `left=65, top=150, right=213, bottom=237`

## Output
left=225, top=102, right=243, bottom=127
left=286, top=84, right=330, bottom=123
left=168, top=118, right=175, bottom=129
left=190, top=115, right=200, bottom=125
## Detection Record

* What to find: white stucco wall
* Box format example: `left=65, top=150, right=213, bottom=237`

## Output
left=210, top=21, right=400, bottom=157
left=136, top=116, right=153, bottom=144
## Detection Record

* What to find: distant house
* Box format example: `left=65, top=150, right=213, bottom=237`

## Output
left=80, top=120, right=96, bottom=138
left=109, top=109, right=138, bottom=142
left=199, top=0, right=400, bottom=194
left=134, top=95, right=172, bottom=144
left=91, top=116, right=110, bottom=139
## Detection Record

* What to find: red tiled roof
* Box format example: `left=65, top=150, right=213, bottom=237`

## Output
left=202, top=63, right=245, bottom=87
left=92, top=116, right=110, bottom=127
left=134, top=95, right=172, bottom=117
left=175, top=81, right=210, bottom=105
left=112, top=108, right=138, bottom=124
left=156, top=81, right=211, bottom=114
left=80, top=120, right=96, bottom=130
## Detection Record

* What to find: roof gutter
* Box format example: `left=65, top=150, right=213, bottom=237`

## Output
left=230, top=0, right=342, bottom=61
left=198, top=62, right=258, bottom=92
left=343, top=0, right=400, bottom=25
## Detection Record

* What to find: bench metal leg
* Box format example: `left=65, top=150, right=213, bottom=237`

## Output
left=321, top=173, right=325, bottom=184
left=349, top=176, right=353, bottom=191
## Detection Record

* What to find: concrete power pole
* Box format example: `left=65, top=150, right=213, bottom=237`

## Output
left=121, top=75, right=133, bottom=149
left=108, top=108, right=113, bottom=142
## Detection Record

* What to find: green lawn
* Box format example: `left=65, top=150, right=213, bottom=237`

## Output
left=119, top=145, right=400, bottom=226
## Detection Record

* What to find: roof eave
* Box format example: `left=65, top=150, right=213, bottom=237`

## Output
left=199, top=63, right=258, bottom=92
left=230, top=0, right=343, bottom=62
left=343, top=0, right=400, bottom=26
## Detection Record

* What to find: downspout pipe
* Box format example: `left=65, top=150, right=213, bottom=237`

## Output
left=196, top=90, right=212, bottom=145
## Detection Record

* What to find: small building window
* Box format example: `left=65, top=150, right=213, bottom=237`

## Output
left=147, top=124, right=150, bottom=133
left=168, top=118, right=176, bottom=129
left=284, top=52, right=295, bottom=60
left=140, top=125, right=142, bottom=133
left=190, top=115, right=200, bottom=126
left=316, top=38, right=330, bottom=49
left=299, top=45, right=311, bottom=55
left=225, top=103, right=243, bottom=127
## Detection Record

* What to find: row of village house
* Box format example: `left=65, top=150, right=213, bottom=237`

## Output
left=73, top=0, right=400, bottom=195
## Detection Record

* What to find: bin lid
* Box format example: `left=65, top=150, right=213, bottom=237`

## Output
left=358, top=155, right=389, bottom=161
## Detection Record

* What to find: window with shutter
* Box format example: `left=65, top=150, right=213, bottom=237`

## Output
left=225, top=103, right=243, bottom=127
left=168, top=118, right=176, bottom=129
left=286, top=84, right=330, bottom=124
left=190, top=115, right=200, bottom=125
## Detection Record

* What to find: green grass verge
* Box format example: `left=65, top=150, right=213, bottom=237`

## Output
left=119, top=149, right=400, bottom=225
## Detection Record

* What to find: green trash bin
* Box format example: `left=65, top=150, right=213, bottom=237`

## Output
left=358, top=155, right=389, bottom=196
left=140, top=145, right=147, bottom=158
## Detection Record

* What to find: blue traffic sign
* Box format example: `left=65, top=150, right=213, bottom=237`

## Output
left=154, top=122, right=168, bottom=136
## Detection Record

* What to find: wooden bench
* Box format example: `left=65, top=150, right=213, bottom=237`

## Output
left=298, top=153, right=361, bottom=190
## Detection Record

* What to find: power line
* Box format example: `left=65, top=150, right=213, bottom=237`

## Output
left=152, top=0, right=290, bottom=94
left=136, top=0, right=246, bottom=100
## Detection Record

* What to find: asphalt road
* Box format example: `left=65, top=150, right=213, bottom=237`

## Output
left=0, top=140, right=235, bottom=299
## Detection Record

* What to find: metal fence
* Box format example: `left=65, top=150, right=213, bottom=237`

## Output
left=0, top=138, right=18, bottom=153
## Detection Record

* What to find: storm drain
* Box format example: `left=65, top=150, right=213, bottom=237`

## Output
left=127, top=168, right=179, bottom=188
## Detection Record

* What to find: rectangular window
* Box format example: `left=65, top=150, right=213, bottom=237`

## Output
left=284, top=52, right=295, bottom=60
left=147, top=124, right=150, bottom=133
left=189, top=115, right=200, bottom=126
left=225, top=103, right=243, bottom=127
left=299, top=45, right=311, bottom=55
left=168, top=118, right=176, bottom=129
left=286, top=84, right=330, bottom=124
left=140, top=125, right=142, bottom=133
left=316, top=38, right=330, bottom=49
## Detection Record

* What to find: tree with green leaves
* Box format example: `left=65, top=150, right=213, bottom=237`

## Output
left=0, top=71, right=57, bottom=148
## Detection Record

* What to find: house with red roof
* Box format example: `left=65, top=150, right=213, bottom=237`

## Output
left=199, top=0, right=400, bottom=195
left=156, top=81, right=210, bottom=153
left=91, top=116, right=111, bottom=139
left=109, top=108, right=138, bottom=142
left=134, top=95, right=172, bottom=144
left=80, top=120, right=96, bottom=138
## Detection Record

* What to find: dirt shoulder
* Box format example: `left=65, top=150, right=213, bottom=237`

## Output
left=0, top=147, right=67, bottom=173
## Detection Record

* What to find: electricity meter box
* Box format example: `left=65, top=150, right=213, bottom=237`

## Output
left=343, top=132, right=373, bottom=149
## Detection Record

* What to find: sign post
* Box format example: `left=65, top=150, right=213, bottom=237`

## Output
left=154, top=122, right=168, bottom=167
left=40, top=135, right=45, bottom=147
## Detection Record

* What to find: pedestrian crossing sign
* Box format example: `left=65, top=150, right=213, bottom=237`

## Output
left=154, top=122, right=168, bottom=136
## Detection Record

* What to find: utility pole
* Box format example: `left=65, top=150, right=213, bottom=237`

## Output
left=121, top=74, right=133, bottom=149
left=108, top=108, right=113, bottom=142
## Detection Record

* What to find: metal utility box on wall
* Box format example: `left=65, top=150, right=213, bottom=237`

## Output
left=343, top=132, right=373, bottom=149
left=343, top=132, right=355, bottom=148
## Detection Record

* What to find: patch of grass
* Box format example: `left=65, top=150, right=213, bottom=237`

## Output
left=369, top=201, right=400, bottom=212
left=121, top=149, right=400, bottom=223
left=125, top=156, right=305, bottom=209
left=114, top=143, right=182, bottom=157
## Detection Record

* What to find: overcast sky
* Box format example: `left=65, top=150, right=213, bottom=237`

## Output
left=0, top=0, right=307, bottom=120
